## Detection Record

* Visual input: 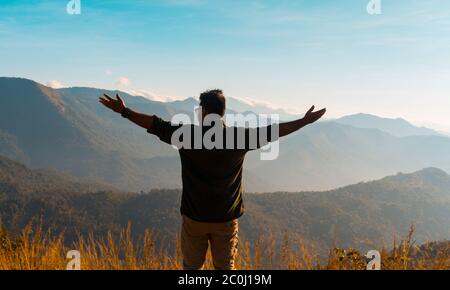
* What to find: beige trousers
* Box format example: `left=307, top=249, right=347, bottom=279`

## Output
left=181, top=215, right=239, bottom=270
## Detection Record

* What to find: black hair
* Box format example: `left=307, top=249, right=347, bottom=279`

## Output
left=199, top=89, right=226, bottom=117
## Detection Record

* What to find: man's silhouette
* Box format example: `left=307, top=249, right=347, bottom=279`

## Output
left=99, top=90, right=325, bottom=270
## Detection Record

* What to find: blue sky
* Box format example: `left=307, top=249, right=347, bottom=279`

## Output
left=1, top=0, right=450, bottom=130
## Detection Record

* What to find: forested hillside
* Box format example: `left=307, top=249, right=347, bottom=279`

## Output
left=1, top=155, right=449, bottom=253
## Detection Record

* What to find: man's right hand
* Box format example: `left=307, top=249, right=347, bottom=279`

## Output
left=99, top=94, right=126, bottom=113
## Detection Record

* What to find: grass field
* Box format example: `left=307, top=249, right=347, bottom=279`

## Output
left=0, top=224, right=448, bottom=270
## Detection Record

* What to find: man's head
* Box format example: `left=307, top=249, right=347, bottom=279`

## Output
left=199, top=89, right=226, bottom=119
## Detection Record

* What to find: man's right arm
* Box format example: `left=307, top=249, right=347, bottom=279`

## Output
left=99, top=94, right=155, bottom=131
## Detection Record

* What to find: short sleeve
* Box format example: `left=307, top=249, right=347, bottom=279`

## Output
left=245, top=125, right=278, bottom=151
left=226, top=125, right=278, bottom=151
left=147, top=116, right=181, bottom=145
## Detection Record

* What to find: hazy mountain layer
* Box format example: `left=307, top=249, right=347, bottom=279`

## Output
left=336, top=113, right=439, bottom=137
left=1, top=77, right=450, bottom=191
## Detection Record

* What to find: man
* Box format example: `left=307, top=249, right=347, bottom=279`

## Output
left=99, top=90, right=326, bottom=270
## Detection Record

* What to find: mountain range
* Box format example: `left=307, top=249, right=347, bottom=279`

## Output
left=335, top=113, right=440, bottom=137
left=1, top=76, right=450, bottom=192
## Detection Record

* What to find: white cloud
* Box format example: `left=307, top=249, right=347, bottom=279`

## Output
left=46, top=80, right=65, bottom=89
left=232, top=96, right=301, bottom=115
left=232, top=96, right=277, bottom=109
left=126, top=89, right=184, bottom=102
left=115, top=77, right=131, bottom=87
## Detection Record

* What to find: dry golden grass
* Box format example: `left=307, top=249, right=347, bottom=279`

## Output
left=0, top=224, right=448, bottom=270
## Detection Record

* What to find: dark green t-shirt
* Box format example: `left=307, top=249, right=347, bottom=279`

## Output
left=148, top=116, right=274, bottom=223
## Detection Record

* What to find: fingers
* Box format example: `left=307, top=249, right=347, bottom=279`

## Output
left=103, top=94, right=114, bottom=101
left=116, top=94, right=124, bottom=103
left=99, top=94, right=114, bottom=106
left=99, top=98, right=108, bottom=107
left=307, top=105, right=315, bottom=114
left=99, top=94, right=116, bottom=108
left=316, top=108, right=326, bottom=116
left=312, top=108, right=327, bottom=120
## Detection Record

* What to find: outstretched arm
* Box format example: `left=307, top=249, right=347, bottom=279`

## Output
left=279, top=106, right=326, bottom=137
left=99, top=94, right=155, bottom=130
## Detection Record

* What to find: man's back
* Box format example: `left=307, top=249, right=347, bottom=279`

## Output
left=179, top=146, right=247, bottom=222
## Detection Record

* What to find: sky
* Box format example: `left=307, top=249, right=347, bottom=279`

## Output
left=1, top=0, right=450, bottom=130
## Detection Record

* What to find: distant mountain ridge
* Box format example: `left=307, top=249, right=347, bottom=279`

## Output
left=1, top=76, right=450, bottom=192
left=336, top=113, right=440, bottom=137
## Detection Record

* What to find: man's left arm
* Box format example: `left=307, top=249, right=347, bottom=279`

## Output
left=278, top=106, right=326, bottom=138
